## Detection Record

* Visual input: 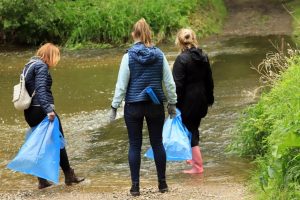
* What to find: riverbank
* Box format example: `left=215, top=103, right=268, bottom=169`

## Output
left=231, top=51, right=300, bottom=199
left=0, top=0, right=226, bottom=48
left=227, top=1, right=300, bottom=199
left=222, top=0, right=292, bottom=36
left=0, top=181, right=251, bottom=200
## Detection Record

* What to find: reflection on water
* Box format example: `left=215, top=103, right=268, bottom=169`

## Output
left=0, top=35, right=292, bottom=192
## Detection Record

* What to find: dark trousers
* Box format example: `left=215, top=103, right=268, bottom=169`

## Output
left=24, top=106, right=71, bottom=173
left=124, top=102, right=166, bottom=183
left=182, top=117, right=201, bottom=147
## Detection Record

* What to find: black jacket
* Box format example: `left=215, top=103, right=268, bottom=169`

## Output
left=24, top=57, right=54, bottom=114
left=173, top=47, right=214, bottom=120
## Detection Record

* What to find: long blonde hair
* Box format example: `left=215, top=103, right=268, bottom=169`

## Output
left=36, top=43, right=60, bottom=67
left=175, top=28, right=198, bottom=52
left=132, top=18, right=152, bottom=47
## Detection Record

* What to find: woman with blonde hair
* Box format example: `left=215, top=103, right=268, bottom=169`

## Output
left=110, top=18, right=177, bottom=196
left=173, top=29, right=214, bottom=174
left=23, top=43, right=84, bottom=188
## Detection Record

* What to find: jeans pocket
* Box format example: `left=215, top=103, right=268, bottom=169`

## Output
left=124, top=103, right=139, bottom=118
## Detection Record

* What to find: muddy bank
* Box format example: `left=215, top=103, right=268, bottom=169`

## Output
left=222, top=0, right=292, bottom=36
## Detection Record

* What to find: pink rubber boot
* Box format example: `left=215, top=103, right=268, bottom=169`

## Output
left=186, top=160, right=194, bottom=165
left=183, top=146, right=204, bottom=174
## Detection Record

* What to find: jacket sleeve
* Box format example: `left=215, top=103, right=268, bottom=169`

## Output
left=111, top=53, right=130, bottom=109
left=162, top=55, right=177, bottom=105
left=34, top=63, right=54, bottom=113
left=172, top=56, right=186, bottom=105
left=204, top=56, right=214, bottom=106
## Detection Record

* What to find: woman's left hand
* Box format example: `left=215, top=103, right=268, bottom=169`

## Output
left=47, top=111, right=56, bottom=121
left=167, top=104, right=177, bottom=119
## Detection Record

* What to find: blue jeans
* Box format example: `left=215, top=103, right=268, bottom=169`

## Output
left=124, top=102, right=166, bottom=183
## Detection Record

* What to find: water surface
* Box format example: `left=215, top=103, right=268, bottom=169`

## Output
left=0, top=35, right=292, bottom=191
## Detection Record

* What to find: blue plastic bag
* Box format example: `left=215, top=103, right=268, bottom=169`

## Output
left=145, top=109, right=192, bottom=161
left=7, top=117, right=64, bottom=184
left=145, top=87, right=161, bottom=104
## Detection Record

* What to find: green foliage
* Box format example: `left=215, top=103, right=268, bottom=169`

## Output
left=229, top=102, right=272, bottom=158
left=0, top=0, right=71, bottom=45
left=230, top=55, right=300, bottom=199
left=287, top=1, right=300, bottom=45
left=64, top=0, right=199, bottom=46
left=0, top=0, right=226, bottom=47
left=190, top=0, right=227, bottom=38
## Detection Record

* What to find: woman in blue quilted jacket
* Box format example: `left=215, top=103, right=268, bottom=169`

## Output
left=24, top=43, right=84, bottom=189
left=110, top=18, right=177, bottom=196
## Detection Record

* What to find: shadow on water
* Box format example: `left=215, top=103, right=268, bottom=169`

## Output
left=0, top=35, right=294, bottom=192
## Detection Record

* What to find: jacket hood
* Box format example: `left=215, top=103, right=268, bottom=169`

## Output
left=188, top=47, right=208, bottom=62
left=128, top=42, right=160, bottom=65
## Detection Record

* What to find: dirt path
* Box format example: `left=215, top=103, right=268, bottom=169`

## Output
left=0, top=1, right=293, bottom=200
left=222, top=0, right=292, bottom=36
left=0, top=182, right=251, bottom=200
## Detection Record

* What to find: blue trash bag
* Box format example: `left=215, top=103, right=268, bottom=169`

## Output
left=145, top=87, right=161, bottom=104
left=145, top=109, right=192, bottom=161
left=7, top=117, right=64, bottom=184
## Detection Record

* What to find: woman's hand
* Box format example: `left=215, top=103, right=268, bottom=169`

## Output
left=47, top=111, right=56, bottom=121
left=109, top=106, right=117, bottom=122
left=167, top=104, right=177, bottom=119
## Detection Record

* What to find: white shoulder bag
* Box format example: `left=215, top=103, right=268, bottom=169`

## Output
left=12, top=62, right=36, bottom=111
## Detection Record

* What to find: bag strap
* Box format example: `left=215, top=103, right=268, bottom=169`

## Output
left=22, top=61, right=37, bottom=97
left=22, top=61, right=37, bottom=78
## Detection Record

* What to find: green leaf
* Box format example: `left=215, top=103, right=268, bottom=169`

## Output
left=267, top=166, right=275, bottom=178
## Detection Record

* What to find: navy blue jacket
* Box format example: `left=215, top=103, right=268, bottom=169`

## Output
left=125, top=42, right=166, bottom=103
left=24, top=57, right=54, bottom=114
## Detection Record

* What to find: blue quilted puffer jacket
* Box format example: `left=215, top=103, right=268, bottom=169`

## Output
left=24, top=57, right=54, bottom=114
left=125, top=42, right=166, bottom=103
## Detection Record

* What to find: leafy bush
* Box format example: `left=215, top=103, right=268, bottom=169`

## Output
left=0, top=0, right=226, bottom=47
left=230, top=102, right=272, bottom=158
left=231, top=54, right=300, bottom=199
left=0, top=0, right=72, bottom=45
left=231, top=1, right=300, bottom=197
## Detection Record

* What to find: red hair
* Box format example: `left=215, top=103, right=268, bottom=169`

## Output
left=36, top=43, right=60, bottom=67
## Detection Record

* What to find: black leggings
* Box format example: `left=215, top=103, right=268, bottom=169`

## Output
left=182, top=117, right=201, bottom=147
left=24, top=106, right=71, bottom=173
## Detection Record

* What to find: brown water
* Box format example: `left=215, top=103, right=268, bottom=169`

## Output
left=0, top=35, right=292, bottom=192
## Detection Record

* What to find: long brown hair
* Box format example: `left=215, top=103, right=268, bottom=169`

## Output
left=175, top=28, right=198, bottom=52
left=132, top=18, right=152, bottom=47
left=36, top=43, right=60, bottom=67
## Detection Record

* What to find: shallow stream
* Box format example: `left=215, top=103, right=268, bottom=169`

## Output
left=0, top=35, right=292, bottom=192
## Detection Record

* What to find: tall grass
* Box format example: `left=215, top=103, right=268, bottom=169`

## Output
left=63, top=0, right=200, bottom=46
left=0, top=0, right=226, bottom=47
left=230, top=50, right=300, bottom=199
left=230, top=2, right=300, bottom=197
